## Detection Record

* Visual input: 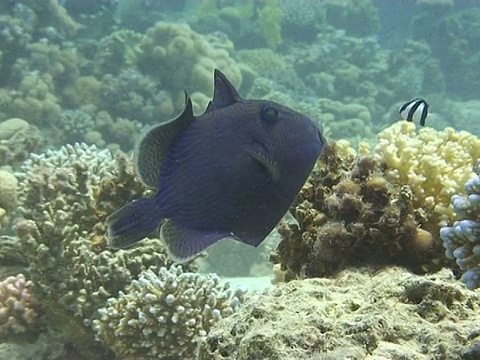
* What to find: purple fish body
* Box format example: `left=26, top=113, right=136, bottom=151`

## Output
left=106, top=69, right=324, bottom=260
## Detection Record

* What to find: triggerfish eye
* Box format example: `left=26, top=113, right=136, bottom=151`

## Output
left=261, top=105, right=279, bottom=122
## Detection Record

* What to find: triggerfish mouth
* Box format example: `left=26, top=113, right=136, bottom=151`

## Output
left=106, top=69, right=325, bottom=261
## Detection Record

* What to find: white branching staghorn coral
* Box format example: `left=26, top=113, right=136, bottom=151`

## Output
left=93, top=265, right=246, bottom=360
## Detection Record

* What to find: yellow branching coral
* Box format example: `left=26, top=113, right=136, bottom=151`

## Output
left=374, top=121, right=480, bottom=226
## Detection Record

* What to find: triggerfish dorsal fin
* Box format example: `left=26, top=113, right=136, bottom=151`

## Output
left=203, top=69, right=241, bottom=114
left=134, top=93, right=195, bottom=187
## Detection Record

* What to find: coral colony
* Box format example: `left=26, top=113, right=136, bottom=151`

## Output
left=440, top=160, right=480, bottom=289
left=0, top=274, right=37, bottom=336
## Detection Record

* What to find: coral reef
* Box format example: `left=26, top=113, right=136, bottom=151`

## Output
left=316, top=98, right=375, bottom=141
left=279, top=0, right=326, bottom=40
left=271, top=139, right=449, bottom=281
left=0, top=118, right=43, bottom=170
left=94, top=265, right=245, bottom=360
left=254, top=0, right=283, bottom=48
left=0, top=118, right=30, bottom=140
left=108, top=29, right=146, bottom=66
left=8, top=74, right=62, bottom=127
left=440, top=160, right=480, bottom=289
left=137, top=21, right=243, bottom=109
left=21, top=0, right=79, bottom=36
left=91, top=30, right=147, bottom=75
left=58, top=109, right=95, bottom=143
left=1, top=143, right=199, bottom=358
left=198, top=267, right=480, bottom=359
left=0, top=274, right=37, bottom=337
left=375, top=121, right=480, bottom=230
left=98, top=68, right=167, bottom=123
left=0, top=169, right=17, bottom=230
left=325, top=0, right=380, bottom=37
left=271, top=122, right=480, bottom=281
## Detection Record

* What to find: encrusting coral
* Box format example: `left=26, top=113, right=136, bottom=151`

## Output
left=94, top=265, right=245, bottom=360
left=0, top=274, right=37, bottom=337
left=440, top=160, right=480, bottom=289
left=271, top=122, right=480, bottom=280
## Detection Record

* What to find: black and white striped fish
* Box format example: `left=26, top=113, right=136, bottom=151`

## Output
left=399, top=98, right=429, bottom=126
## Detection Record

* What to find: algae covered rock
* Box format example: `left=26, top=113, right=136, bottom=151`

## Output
left=198, top=267, right=480, bottom=360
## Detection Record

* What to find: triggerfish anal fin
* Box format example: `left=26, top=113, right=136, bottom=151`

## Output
left=134, top=93, right=195, bottom=187
left=203, top=69, right=241, bottom=114
left=160, top=220, right=232, bottom=262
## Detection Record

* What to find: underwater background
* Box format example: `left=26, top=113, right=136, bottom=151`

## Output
left=0, top=0, right=480, bottom=359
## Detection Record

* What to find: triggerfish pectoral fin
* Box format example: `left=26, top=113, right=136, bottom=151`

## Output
left=106, top=197, right=161, bottom=248
left=160, top=220, right=231, bottom=261
left=245, top=145, right=280, bottom=181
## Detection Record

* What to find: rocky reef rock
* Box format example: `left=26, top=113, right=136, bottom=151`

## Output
left=198, top=267, right=480, bottom=360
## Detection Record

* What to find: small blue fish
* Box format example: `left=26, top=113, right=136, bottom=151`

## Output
left=106, top=69, right=324, bottom=261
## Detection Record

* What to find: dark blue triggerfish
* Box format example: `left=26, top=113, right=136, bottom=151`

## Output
left=106, top=69, right=325, bottom=261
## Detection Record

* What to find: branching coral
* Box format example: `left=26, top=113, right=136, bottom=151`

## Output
left=94, top=265, right=245, bottom=360
left=8, top=143, right=194, bottom=326
left=0, top=274, right=37, bottom=337
left=59, top=109, right=95, bottom=141
left=375, top=121, right=480, bottom=231
left=440, top=160, right=480, bottom=289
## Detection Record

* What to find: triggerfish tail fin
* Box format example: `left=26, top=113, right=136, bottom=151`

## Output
left=160, top=220, right=230, bottom=262
left=106, top=197, right=161, bottom=248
